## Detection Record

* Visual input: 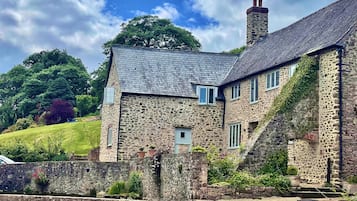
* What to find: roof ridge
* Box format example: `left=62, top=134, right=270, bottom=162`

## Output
left=111, top=44, right=238, bottom=57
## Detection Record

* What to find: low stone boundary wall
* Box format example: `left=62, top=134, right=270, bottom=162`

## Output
left=0, top=153, right=208, bottom=201
left=0, top=194, right=130, bottom=201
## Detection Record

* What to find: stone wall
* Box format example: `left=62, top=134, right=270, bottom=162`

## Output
left=224, top=64, right=290, bottom=153
left=246, top=6, right=268, bottom=46
left=118, top=94, right=225, bottom=160
left=0, top=153, right=208, bottom=201
left=288, top=50, right=341, bottom=184
left=0, top=195, right=123, bottom=201
left=99, top=61, right=121, bottom=162
left=341, top=27, right=357, bottom=178
left=0, top=162, right=130, bottom=195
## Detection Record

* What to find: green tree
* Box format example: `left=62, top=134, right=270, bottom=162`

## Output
left=225, top=46, right=246, bottom=55
left=76, top=95, right=98, bottom=117
left=23, top=49, right=85, bottom=73
left=42, top=77, right=75, bottom=108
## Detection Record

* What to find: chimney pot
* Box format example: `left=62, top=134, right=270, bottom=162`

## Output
left=259, top=0, right=263, bottom=7
left=253, top=0, right=257, bottom=7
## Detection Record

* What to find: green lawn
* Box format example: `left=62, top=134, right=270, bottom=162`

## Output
left=0, top=120, right=101, bottom=156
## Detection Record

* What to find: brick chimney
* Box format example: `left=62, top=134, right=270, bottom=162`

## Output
left=246, top=0, right=269, bottom=46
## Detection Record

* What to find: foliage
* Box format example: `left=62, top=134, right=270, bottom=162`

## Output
left=32, top=168, right=49, bottom=187
left=259, top=149, right=288, bottom=175
left=0, top=118, right=100, bottom=156
left=206, top=146, right=238, bottom=184
left=191, top=145, right=207, bottom=153
left=105, top=15, right=201, bottom=54
left=225, top=46, right=246, bottom=55
left=262, top=56, right=319, bottom=123
left=75, top=95, right=98, bottom=117
left=14, top=117, right=34, bottom=131
left=108, top=181, right=127, bottom=195
left=286, top=165, right=298, bottom=175
left=258, top=174, right=291, bottom=193
left=108, top=171, right=143, bottom=199
left=229, top=171, right=257, bottom=191
left=127, top=171, right=143, bottom=197
left=45, top=99, right=74, bottom=125
left=347, top=176, right=357, bottom=184
left=0, top=135, right=68, bottom=162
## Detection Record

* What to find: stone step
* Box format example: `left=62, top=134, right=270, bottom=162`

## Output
left=291, top=190, right=343, bottom=198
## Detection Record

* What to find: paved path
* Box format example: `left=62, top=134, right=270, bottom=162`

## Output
left=196, top=197, right=344, bottom=201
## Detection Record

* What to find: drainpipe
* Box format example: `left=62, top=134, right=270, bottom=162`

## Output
left=337, top=47, right=343, bottom=179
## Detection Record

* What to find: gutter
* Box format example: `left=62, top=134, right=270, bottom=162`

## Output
left=337, top=47, right=343, bottom=178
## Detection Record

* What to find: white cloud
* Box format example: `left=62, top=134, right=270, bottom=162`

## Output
left=0, top=0, right=123, bottom=72
left=133, top=2, right=180, bottom=21
left=152, top=3, right=180, bottom=21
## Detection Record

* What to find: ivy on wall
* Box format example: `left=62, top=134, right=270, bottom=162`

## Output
left=262, top=55, right=319, bottom=125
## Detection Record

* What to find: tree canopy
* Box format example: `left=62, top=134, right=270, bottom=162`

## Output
left=0, top=49, right=91, bottom=132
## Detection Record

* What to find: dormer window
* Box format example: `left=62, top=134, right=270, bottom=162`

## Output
left=197, top=86, right=217, bottom=105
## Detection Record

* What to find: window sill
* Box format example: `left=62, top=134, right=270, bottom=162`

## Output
left=266, top=86, right=279, bottom=91
left=231, top=97, right=240, bottom=101
left=198, top=103, right=216, bottom=106
left=228, top=147, right=239, bottom=150
left=107, top=145, right=112, bottom=148
left=250, top=100, right=259, bottom=105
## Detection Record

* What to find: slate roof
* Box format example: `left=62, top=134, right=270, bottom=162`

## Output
left=111, top=46, right=238, bottom=97
left=222, top=0, right=357, bottom=85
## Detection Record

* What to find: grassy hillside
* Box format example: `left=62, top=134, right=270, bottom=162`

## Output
left=0, top=119, right=101, bottom=156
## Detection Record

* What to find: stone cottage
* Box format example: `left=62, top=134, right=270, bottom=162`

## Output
left=100, top=0, right=357, bottom=185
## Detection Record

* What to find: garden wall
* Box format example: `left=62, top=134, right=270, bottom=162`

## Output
left=0, top=153, right=208, bottom=201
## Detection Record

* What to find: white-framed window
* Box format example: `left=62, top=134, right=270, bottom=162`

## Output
left=229, top=123, right=241, bottom=148
left=197, top=86, right=217, bottom=105
left=250, top=77, right=258, bottom=103
left=104, top=87, right=115, bottom=104
left=231, top=83, right=240, bottom=100
left=107, top=126, right=113, bottom=147
left=288, top=64, right=298, bottom=78
left=266, top=70, right=280, bottom=90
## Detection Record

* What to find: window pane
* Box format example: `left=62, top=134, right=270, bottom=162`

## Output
left=255, top=78, right=258, bottom=100
left=271, top=72, right=275, bottom=87
left=107, top=127, right=113, bottom=146
left=276, top=71, right=280, bottom=86
left=250, top=79, right=254, bottom=102
left=199, top=87, right=207, bottom=103
left=231, top=86, right=234, bottom=99
left=104, top=87, right=115, bottom=104
left=208, top=88, right=214, bottom=104
left=238, top=84, right=240, bottom=97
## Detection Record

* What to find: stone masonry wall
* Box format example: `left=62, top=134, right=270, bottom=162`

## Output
left=317, top=50, right=341, bottom=184
left=99, top=61, right=121, bottom=162
left=224, top=64, right=290, bottom=153
left=288, top=50, right=341, bottom=184
left=0, top=195, right=122, bottom=201
left=246, top=7, right=268, bottom=46
left=0, top=162, right=130, bottom=195
left=0, top=153, right=208, bottom=201
left=342, top=27, right=357, bottom=178
left=118, top=94, right=225, bottom=160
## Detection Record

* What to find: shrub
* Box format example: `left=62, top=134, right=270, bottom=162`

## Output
left=108, top=181, right=127, bottom=195
left=347, top=176, right=357, bottom=184
left=192, top=145, right=207, bottom=153
left=208, top=157, right=236, bottom=184
left=45, top=99, right=74, bottom=125
left=127, top=171, right=143, bottom=198
left=259, top=149, right=288, bottom=175
left=258, top=174, right=291, bottom=193
left=14, top=117, right=34, bottom=131
left=229, top=171, right=256, bottom=191
left=286, top=165, right=298, bottom=175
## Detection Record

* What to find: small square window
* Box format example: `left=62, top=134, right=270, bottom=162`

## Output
left=180, top=132, right=185, bottom=138
left=231, top=83, right=240, bottom=100
left=197, top=86, right=217, bottom=105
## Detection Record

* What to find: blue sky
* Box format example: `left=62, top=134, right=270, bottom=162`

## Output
left=0, top=0, right=336, bottom=74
